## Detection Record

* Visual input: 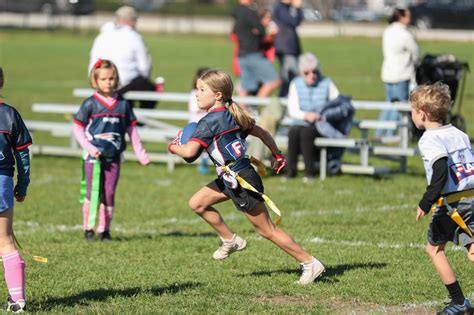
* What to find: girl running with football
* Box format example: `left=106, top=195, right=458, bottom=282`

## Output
left=73, top=59, right=150, bottom=241
left=168, top=69, right=324, bottom=285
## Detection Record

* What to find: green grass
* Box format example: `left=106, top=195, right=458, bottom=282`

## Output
left=0, top=30, right=473, bottom=313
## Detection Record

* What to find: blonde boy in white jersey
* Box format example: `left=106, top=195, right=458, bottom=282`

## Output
left=410, top=82, right=474, bottom=315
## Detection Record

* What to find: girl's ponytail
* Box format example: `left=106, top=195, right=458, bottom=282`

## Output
left=228, top=100, right=255, bottom=132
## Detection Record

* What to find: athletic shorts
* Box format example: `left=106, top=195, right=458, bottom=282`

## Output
left=428, top=197, right=474, bottom=248
left=215, top=167, right=264, bottom=212
left=0, top=175, right=14, bottom=213
left=239, top=52, right=280, bottom=92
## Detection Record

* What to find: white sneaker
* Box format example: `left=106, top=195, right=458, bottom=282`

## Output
left=297, top=257, right=325, bottom=285
left=5, top=297, right=26, bottom=313
left=212, top=234, right=247, bottom=260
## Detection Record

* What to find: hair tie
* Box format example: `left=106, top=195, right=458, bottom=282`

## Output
left=94, top=59, right=103, bottom=69
left=227, top=98, right=233, bottom=104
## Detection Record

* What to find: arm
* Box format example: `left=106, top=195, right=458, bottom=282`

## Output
left=328, top=81, right=340, bottom=101
left=13, top=148, right=30, bottom=202
left=416, top=157, right=448, bottom=220
left=127, top=125, right=150, bottom=166
left=249, top=125, right=286, bottom=174
left=405, top=31, right=419, bottom=62
left=73, top=123, right=100, bottom=159
left=169, top=140, right=202, bottom=159
left=134, top=35, right=152, bottom=78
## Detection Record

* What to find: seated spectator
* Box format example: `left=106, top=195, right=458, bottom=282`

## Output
left=286, top=53, right=353, bottom=181
left=88, top=6, right=156, bottom=109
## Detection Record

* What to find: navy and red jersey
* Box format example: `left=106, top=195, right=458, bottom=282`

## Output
left=189, top=107, right=251, bottom=172
left=73, top=93, right=137, bottom=160
left=0, top=103, right=32, bottom=177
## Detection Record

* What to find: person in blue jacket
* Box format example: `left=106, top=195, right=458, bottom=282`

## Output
left=273, top=0, right=304, bottom=97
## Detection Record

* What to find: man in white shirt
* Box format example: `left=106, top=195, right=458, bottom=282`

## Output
left=89, top=6, right=156, bottom=109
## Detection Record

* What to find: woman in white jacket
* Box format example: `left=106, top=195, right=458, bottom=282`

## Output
left=377, top=8, right=419, bottom=137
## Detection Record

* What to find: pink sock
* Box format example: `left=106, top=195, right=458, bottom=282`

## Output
left=2, top=251, right=25, bottom=302
left=97, top=204, right=106, bottom=233
left=82, top=198, right=90, bottom=230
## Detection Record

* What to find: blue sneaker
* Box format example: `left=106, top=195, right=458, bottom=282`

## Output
left=437, top=299, right=473, bottom=315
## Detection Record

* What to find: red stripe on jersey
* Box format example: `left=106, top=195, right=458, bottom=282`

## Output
left=73, top=119, right=87, bottom=127
left=0, top=130, right=13, bottom=135
left=214, top=127, right=239, bottom=138
left=189, top=138, right=208, bottom=148
left=16, top=142, right=32, bottom=150
left=209, top=107, right=226, bottom=113
left=129, top=119, right=138, bottom=126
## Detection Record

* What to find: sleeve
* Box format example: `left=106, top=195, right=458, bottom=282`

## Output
left=328, top=80, right=340, bottom=101
left=73, top=124, right=100, bottom=157
left=13, top=110, right=32, bottom=151
left=418, top=157, right=448, bottom=213
left=133, top=34, right=152, bottom=78
left=246, top=9, right=266, bottom=36
left=189, top=120, right=213, bottom=148
left=73, top=101, right=92, bottom=127
left=287, top=81, right=306, bottom=120
left=127, top=125, right=150, bottom=165
left=125, top=101, right=138, bottom=127
left=13, top=148, right=30, bottom=197
left=405, top=31, right=419, bottom=63
left=419, top=136, right=448, bottom=168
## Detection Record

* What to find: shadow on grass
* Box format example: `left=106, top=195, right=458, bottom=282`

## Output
left=106, top=231, right=216, bottom=242
left=28, top=282, right=202, bottom=312
left=237, top=262, right=387, bottom=283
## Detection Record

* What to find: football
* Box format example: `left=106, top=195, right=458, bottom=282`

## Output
left=179, top=122, right=203, bottom=163
left=179, top=122, right=198, bottom=145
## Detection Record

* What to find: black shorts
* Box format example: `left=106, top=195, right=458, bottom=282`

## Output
left=428, top=198, right=474, bottom=248
left=215, top=167, right=264, bottom=212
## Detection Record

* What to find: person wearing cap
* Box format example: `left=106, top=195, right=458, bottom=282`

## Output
left=88, top=6, right=156, bottom=109
left=285, top=52, right=340, bottom=182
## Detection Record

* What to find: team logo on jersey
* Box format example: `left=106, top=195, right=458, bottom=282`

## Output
left=450, top=162, right=474, bottom=184
left=0, top=152, right=4, bottom=161
left=102, top=117, right=120, bottom=124
left=225, top=140, right=245, bottom=159
left=94, top=132, right=122, bottom=149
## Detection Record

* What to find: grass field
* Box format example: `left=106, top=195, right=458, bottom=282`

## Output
left=0, top=29, right=473, bottom=314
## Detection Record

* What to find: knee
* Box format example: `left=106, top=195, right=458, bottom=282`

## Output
left=188, top=197, right=206, bottom=215
left=425, top=243, right=439, bottom=258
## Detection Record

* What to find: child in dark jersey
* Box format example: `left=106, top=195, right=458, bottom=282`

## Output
left=0, top=67, right=32, bottom=312
left=73, top=59, right=150, bottom=241
left=169, top=69, right=324, bottom=285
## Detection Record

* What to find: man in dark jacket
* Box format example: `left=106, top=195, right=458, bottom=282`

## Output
left=232, top=0, right=281, bottom=98
left=273, top=0, right=304, bottom=97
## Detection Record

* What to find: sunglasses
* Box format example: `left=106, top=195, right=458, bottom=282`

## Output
left=303, top=70, right=318, bottom=76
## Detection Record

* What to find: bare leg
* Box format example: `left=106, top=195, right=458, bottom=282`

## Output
left=467, top=243, right=474, bottom=262
left=188, top=182, right=234, bottom=240
left=244, top=202, right=312, bottom=263
left=426, top=243, right=457, bottom=284
left=0, top=208, right=16, bottom=254
left=256, top=80, right=282, bottom=98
